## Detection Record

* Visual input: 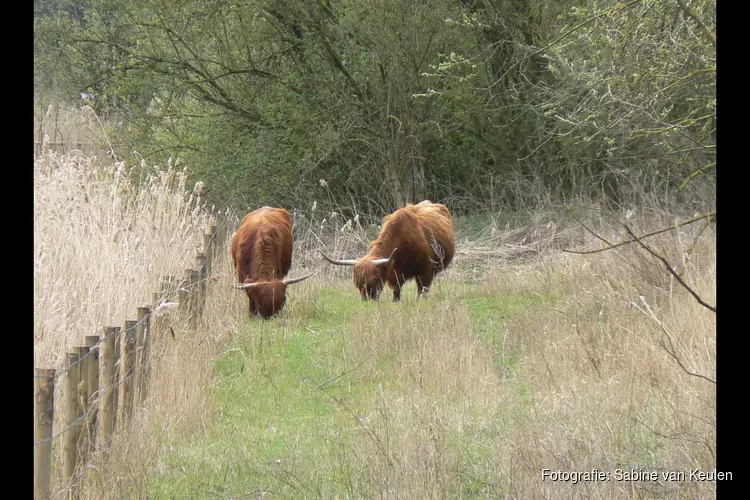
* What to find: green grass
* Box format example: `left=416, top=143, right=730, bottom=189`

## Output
left=142, top=264, right=715, bottom=500
left=145, top=281, right=544, bottom=498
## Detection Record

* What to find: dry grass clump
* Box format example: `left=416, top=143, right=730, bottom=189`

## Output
left=351, top=299, right=499, bottom=398
left=34, top=101, right=117, bottom=159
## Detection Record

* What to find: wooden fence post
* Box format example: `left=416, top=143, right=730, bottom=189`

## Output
left=76, top=345, right=92, bottom=464
left=188, top=268, right=201, bottom=324
left=195, top=252, right=206, bottom=318
left=216, top=214, right=227, bottom=253
left=208, top=223, right=218, bottom=271
left=179, top=268, right=192, bottom=312
left=112, top=327, right=121, bottom=434
left=120, top=320, right=138, bottom=427
left=203, top=228, right=214, bottom=276
left=34, top=368, right=56, bottom=500
left=98, top=327, right=117, bottom=446
left=196, top=253, right=206, bottom=281
left=136, top=307, right=150, bottom=407
left=62, top=351, right=83, bottom=493
left=84, top=336, right=100, bottom=455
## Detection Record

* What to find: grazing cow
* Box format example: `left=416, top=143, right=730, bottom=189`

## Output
left=320, top=200, right=455, bottom=301
left=231, top=206, right=313, bottom=318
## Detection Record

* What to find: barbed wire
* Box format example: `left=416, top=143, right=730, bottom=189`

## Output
left=40, top=309, right=154, bottom=381
left=33, top=410, right=90, bottom=446
left=33, top=365, right=143, bottom=447
left=33, top=264, right=231, bottom=383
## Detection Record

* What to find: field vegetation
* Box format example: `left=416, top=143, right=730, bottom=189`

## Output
left=35, top=114, right=714, bottom=498
left=34, top=0, right=715, bottom=497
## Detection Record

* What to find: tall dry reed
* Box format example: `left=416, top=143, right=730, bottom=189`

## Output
left=34, top=148, right=232, bottom=498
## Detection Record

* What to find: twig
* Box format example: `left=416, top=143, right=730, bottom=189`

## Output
left=624, top=224, right=716, bottom=313
left=674, top=0, right=716, bottom=48
left=564, top=203, right=613, bottom=247
left=634, top=297, right=716, bottom=384
left=674, top=217, right=711, bottom=277
left=678, top=162, right=716, bottom=192
left=564, top=211, right=715, bottom=255
left=317, top=356, right=372, bottom=390
left=658, top=336, right=716, bottom=384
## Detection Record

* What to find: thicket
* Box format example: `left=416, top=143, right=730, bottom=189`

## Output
left=34, top=0, right=715, bottom=217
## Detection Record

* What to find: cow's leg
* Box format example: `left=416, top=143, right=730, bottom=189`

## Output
left=416, top=271, right=434, bottom=299
left=389, top=273, right=405, bottom=302
left=249, top=300, right=258, bottom=316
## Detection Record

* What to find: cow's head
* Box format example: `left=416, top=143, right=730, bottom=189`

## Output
left=235, top=273, right=314, bottom=318
left=320, top=248, right=396, bottom=301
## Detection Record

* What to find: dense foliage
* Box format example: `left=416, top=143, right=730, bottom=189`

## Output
left=34, top=0, right=715, bottom=217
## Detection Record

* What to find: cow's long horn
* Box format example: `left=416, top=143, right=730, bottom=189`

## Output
left=235, top=281, right=261, bottom=290
left=372, top=247, right=398, bottom=266
left=319, top=250, right=357, bottom=266
left=282, top=272, right=316, bottom=286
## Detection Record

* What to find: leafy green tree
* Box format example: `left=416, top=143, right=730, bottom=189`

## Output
left=34, top=0, right=715, bottom=216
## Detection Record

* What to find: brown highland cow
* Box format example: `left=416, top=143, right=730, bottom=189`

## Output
left=321, top=200, right=455, bottom=301
left=231, top=206, right=313, bottom=318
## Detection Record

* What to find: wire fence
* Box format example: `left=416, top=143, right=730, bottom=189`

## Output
left=33, top=216, right=232, bottom=500
left=38, top=312, right=155, bottom=384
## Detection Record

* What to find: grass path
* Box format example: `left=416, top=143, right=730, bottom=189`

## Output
left=147, top=280, right=557, bottom=498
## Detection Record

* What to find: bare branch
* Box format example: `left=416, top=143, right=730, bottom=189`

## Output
left=674, top=217, right=711, bottom=277
left=635, top=297, right=716, bottom=384
left=678, top=162, right=716, bottom=192
left=673, top=0, right=716, bottom=48
left=564, top=211, right=715, bottom=255
left=564, top=204, right=613, bottom=247
left=658, top=336, right=716, bottom=384
left=624, top=224, right=716, bottom=313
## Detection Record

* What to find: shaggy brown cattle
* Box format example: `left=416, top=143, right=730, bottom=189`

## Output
left=231, top=206, right=313, bottom=318
left=321, top=200, right=455, bottom=301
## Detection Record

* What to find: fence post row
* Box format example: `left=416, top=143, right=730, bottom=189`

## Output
left=34, top=220, right=227, bottom=497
